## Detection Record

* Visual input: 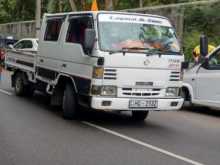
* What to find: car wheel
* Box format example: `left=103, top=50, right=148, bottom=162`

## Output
left=14, top=73, right=26, bottom=96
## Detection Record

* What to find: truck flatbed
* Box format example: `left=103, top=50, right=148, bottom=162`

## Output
left=5, top=49, right=36, bottom=72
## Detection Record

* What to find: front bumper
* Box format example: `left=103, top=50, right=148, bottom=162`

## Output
left=91, top=97, right=184, bottom=111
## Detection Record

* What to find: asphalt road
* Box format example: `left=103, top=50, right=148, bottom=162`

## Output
left=0, top=70, right=220, bottom=165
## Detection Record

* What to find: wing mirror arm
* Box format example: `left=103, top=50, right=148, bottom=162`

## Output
left=201, top=58, right=209, bottom=69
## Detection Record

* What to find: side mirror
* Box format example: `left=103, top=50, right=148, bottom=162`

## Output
left=84, top=28, right=96, bottom=55
left=201, top=58, right=209, bottom=69
left=200, top=34, right=208, bottom=57
left=8, top=44, right=14, bottom=49
left=181, top=61, right=189, bottom=69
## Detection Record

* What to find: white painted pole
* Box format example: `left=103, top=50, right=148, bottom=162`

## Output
left=139, top=0, right=143, bottom=8
left=36, top=0, right=41, bottom=38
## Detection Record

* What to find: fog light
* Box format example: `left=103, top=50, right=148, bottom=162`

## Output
left=102, top=101, right=111, bottom=106
left=170, top=101, right=178, bottom=106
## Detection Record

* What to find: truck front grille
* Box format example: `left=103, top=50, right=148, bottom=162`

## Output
left=118, top=88, right=162, bottom=98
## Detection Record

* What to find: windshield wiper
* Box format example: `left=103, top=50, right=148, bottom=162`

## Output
left=146, top=49, right=181, bottom=56
left=122, top=47, right=150, bottom=51
left=121, top=47, right=151, bottom=55
left=108, top=47, right=149, bottom=55
left=160, top=50, right=182, bottom=55
left=109, top=50, right=127, bottom=55
left=145, top=49, right=163, bottom=56
left=108, top=48, right=181, bottom=56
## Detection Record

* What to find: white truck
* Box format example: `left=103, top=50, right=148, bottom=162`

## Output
left=5, top=11, right=184, bottom=121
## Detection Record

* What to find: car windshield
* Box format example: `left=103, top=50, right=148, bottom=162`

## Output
left=98, top=20, right=180, bottom=54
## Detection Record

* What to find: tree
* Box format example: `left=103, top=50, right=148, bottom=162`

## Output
left=105, top=0, right=113, bottom=10
left=0, top=0, right=207, bottom=23
left=68, top=0, right=77, bottom=11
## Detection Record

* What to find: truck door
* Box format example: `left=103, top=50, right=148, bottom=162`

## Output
left=61, top=14, right=94, bottom=81
left=196, top=48, right=220, bottom=105
left=37, top=16, right=65, bottom=81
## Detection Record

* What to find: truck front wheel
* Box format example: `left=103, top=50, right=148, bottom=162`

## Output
left=62, top=83, right=78, bottom=119
left=131, top=111, right=149, bottom=121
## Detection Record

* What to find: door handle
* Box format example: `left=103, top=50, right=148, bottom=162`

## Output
left=192, top=78, right=195, bottom=81
left=62, top=63, right=67, bottom=67
left=40, top=59, right=44, bottom=63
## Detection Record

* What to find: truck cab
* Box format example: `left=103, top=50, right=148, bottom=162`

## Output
left=6, top=11, right=184, bottom=121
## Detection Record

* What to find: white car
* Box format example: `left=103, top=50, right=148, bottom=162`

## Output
left=10, top=38, right=38, bottom=52
left=182, top=45, right=220, bottom=109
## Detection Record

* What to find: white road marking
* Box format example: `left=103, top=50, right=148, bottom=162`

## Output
left=0, top=84, right=205, bottom=165
left=82, top=121, right=205, bottom=165
left=0, top=89, right=13, bottom=96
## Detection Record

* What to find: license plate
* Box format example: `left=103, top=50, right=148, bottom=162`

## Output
left=129, top=99, right=158, bottom=108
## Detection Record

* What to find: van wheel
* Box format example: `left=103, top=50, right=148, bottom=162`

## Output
left=180, top=88, right=192, bottom=109
left=131, top=111, right=149, bottom=121
left=62, top=83, right=78, bottom=119
left=14, top=73, right=26, bottom=96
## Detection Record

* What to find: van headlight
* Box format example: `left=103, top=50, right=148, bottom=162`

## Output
left=91, top=85, right=117, bottom=96
left=166, top=87, right=179, bottom=97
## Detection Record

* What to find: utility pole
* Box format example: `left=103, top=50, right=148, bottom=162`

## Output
left=139, top=0, right=143, bottom=8
left=69, top=0, right=77, bottom=11
left=105, top=0, right=113, bottom=10
left=36, top=0, right=41, bottom=38
left=59, top=0, right=64, bottom=12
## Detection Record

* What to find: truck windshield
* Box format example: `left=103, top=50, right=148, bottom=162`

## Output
left=98, top=20, right=180, bottom=54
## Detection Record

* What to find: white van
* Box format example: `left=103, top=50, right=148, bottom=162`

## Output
left=182, top=45, right=220, bottom=109
left=5, top=11, right=184, bottom=121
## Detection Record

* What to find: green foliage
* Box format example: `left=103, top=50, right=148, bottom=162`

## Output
left=183, top=3, right=220, bottom=61
left=183, top=30, right=200, bottom=61
left=0, top=0, right=16, bottom=23
left=0, top=0, right=35, bottom=23
left=47, top=0, right=72, bottom=13
left=0, top=0, right=207, bottom=23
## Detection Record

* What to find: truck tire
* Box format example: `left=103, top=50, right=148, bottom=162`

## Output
left=62, top=83, right=78, bottom=119
left=14, top=73, right=26, bottom=96
left=131, top=111, right=149, bottom=121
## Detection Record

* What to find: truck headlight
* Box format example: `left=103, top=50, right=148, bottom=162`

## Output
left=91, top=85, right=102, bottom=95
left=91, top=85, right=117, bottom=96
left=101, top=86, right=117, bottom=96
left=166, top=87, right=179, bottom=97
left=93, top=67, right=104, bottom=79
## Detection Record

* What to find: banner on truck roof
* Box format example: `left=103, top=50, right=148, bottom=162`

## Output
left=98, top=13, right=172, bottom=27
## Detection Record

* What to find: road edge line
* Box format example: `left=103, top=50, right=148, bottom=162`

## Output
left=0, top=88, right=13, bottom=96
left=82, top=121, right=205, bottom=165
